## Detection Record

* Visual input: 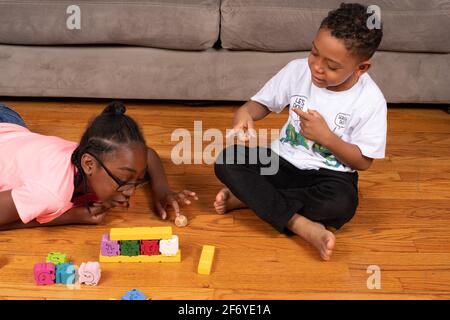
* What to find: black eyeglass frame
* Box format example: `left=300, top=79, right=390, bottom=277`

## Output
left=86, top=151, right=150, bottom=192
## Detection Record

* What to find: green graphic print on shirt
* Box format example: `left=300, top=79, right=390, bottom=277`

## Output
left=280, top=122, right=342, bottom=168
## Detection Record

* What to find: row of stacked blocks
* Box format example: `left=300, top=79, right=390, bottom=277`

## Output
left=34, top=252, right=101, bottom=286
left=100, top=226, right=181, bottom=263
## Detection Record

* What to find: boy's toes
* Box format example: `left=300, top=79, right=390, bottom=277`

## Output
left=321, top=249, right=332, bottom=261
left=213, top=201, right=226, bottom=214
left=215, top=188, right=229, bottom=203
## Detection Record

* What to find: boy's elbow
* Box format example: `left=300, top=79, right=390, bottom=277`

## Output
left=356, top=164, right=370, bottom=171
left=355, top=157, right=373, bottom=171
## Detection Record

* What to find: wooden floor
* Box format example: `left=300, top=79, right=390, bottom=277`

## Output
left=0, top=99, right=449, bottom=300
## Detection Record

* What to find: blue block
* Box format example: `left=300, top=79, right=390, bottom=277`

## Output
left=56, top=262, right=75, bottom=284
left=121, top=289, right=147, bottom=300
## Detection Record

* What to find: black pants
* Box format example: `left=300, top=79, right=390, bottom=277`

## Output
left=214, top=145, right=359, bottom=233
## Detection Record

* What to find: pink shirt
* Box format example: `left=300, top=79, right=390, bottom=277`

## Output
left=0, top=123, right=78, bottom=224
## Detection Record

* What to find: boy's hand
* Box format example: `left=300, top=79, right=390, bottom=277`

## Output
left=153, top=189, right=198, bottom=220
left=226, top=108, right=257, bottom=142
left=293, top=108, right=333, bottom=146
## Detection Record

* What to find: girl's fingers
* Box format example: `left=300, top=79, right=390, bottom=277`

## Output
left=89, top=205, right=105, bottom=216
left=177, top=193, right=191, bottom=205
left=155, top=201, right=167, bottom=220
left=183, top=190, right=199, bottom=200
left=93, top=211, right=107, bottom=219
left=170, top=199, right=181, bottom=217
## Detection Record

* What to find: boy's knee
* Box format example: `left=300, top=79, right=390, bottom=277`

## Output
left=215, top=145, right=249, bottom=168
left=214, top=161, right=227, bottom=180
left=214, top=145, right=249, bottom=183
left=320, top=189, right=358, bottom=221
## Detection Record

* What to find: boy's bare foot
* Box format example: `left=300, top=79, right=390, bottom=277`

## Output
left=214, top=188, right=247, bottom=214
left=287, top=214, right=336, bottom=261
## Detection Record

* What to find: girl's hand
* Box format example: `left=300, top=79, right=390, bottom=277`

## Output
left=153, top=190, right=198, bottom=220
left=82, top=201, right=111, bottom=224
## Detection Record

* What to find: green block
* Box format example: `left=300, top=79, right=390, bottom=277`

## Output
left=120, top=240, right=140, bottom=256
left=46, top=252, right=67, bottom=265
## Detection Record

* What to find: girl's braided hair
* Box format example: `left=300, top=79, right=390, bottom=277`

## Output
left=71, top=101, right=147, bottom=196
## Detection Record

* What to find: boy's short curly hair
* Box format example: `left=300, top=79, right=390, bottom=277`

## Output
left=320, top=3, right=383, bottom=60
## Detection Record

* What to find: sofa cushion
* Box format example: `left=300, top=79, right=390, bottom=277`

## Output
left=221, top=0, right=450, bottom=53
left=0, top=0, right=220, bottom=50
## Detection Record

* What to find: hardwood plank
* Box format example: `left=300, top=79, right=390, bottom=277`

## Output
left=0, top=100, right=449, bottom=300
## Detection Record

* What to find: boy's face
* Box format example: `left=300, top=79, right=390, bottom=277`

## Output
left=308, top=28, right=370, bottom=91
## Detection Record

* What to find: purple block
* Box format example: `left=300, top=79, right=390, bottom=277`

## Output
left=34, top=262, right=56, bottom=285
left=101, top=233, right=120, bottom=256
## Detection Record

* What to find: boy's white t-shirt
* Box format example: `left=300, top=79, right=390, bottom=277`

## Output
left=251, top=58, right=387, bottom=172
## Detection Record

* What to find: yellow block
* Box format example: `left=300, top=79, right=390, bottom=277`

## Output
left=109, top=226, right=172, bottom=241
left=197, top=245, right=215, bottom=275
left=99, top=250, right=181, bottom=263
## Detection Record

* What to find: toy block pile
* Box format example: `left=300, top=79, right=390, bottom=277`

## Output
left=99, top=226, right=181, bottom=263
left=34, top=252, right=101, bottom=286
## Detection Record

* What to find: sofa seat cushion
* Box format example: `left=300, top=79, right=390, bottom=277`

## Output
left=0, top=0, right=220, bottom=50
left=221, top=0, right=450, bottom=53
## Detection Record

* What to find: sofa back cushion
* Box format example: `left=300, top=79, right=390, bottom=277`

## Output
left=0, top=0, right=220, bottom=50
left=221, top=0, right=450, bottom=53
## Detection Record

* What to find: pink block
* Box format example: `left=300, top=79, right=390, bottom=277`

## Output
left=78, top=262, right=101, bottom=286
left=34, top=262, right=56, bottom=285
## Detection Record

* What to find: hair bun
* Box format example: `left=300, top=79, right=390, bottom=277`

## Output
left=103, top=101, right=126, bottom=115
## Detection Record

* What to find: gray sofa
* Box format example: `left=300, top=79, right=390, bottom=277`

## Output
left=0, top=0, right=449, bottom=104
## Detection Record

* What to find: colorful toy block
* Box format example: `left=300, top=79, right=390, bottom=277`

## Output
left=46, top=252, right=67, bottom=265
left=120, top=240, right=140, bottom=256
left=78, top=262, right=101, bottom=286
left=56, top=262, right=76, bottom=284
left=198, top=245, right=215, bottom=275
left=101, top=233, right=120, bottom=256
left=110, top=226, right=172, bottom=241
left=100, top=250, right=181, bottom=263
left=141, top=240, right=159, bottom=256
left=159, top=235, right=179, bottom=256
left=99, top=227, right=181, bottom=263
left=34, top=262, right=56, bottom=285
left=121, top=289, right=148, bottom=300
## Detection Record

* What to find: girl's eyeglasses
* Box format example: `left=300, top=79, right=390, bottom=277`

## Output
left=86, top=152, right=150, bottom=192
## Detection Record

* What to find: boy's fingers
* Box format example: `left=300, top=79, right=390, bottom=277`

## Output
left=237, top=129, right=249, bottom=142
left=225, top=128, right=236, bottom=138
left=247, top=127, right=257, bottom=138
left=293, top=108, right=311, bottom=120
left=308, top=110, right=320, bottom=117
left=226, top=126, right=243, bottom=138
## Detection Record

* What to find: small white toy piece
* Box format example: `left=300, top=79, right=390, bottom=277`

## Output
left=175, top=215, right=188, bottom=227
left=159, top=235, right=179, bottom=256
